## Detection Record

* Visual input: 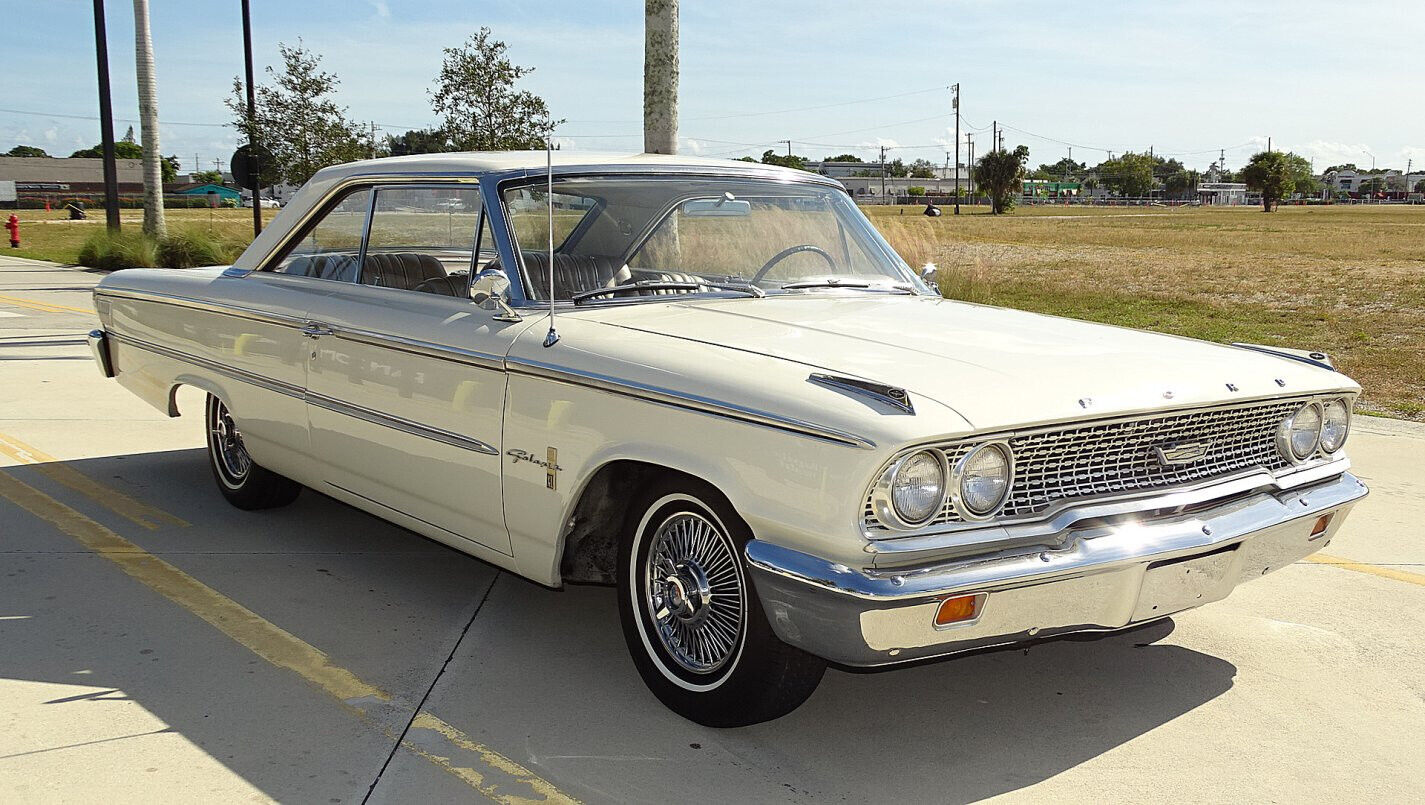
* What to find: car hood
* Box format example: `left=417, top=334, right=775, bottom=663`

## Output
left=580, top=294, right=1355, bottom=433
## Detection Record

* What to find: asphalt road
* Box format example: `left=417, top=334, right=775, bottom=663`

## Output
left=2, top=255, right=1422, bottom=803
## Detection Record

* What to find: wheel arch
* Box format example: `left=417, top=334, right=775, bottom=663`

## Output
left=556, top=459, right=745, bottom=586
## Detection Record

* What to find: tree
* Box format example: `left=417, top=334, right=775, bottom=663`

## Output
left=1240, top=150, right=1296, bottom=211
left=906, top=186, right=926, bottom=197
left=161, top=154, right=179, bottom=184
left=886, top=158, right=910, bottom=178
left=1163, top=170, right=1199, bottom=199
left=643, top=1, right=678, bottom=154
left=1415, top=178, right=1425, bottom=193
left=431, top=28, right=563, bottom=152
left=5, top=145, right=50, bottom=157
left=1040, top=157, right=1086, bottom=178
left=973, top=144, right=1029, bottom=214
left=132, top=0, right=166, bottom=236
left=822, top=153, right=862, bottom=163
left=72, top=141, right=142, bottom=160
left=1357, top=176, right=1386, bottom=196
left=1281, top=153, right=1319, bottom=196
left=908, top=158, right=937, bottom=179
left=1095, top=152, right=1156, bottom=197
left=734, top=155, right=758, bottom=163
left=226, top=41, right=373, bottom=186
left=192, top=169, right=224, bottom=185
left=386, top=128, right=453, bottom=157
left=759, top=149, right=808, bottom=171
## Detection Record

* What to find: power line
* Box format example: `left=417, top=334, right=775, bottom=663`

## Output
left=562, top=85, right=951, bottom=124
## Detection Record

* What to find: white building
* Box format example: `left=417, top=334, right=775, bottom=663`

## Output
left=1197, top=182, right=1248, bottom=205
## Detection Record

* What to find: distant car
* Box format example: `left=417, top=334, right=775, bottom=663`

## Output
left=241, top=197, right=280, bottom=209
left=87, top=152, right=1367, bottom=726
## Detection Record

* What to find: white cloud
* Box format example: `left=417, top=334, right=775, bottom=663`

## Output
left=367, top=1, right=390, bottom=20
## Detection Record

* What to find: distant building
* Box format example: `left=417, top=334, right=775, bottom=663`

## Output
left=1197, top=182, right=1247, bottom=205
left=170, top=182, right=242, bottom=203
left=0, top=156, right=144, bottom=193
left=836, top=175, right=968, bottom=199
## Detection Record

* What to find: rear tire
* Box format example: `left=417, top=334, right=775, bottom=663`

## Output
left=617, top=475, right=826, bottom=727
left=205, top=393, right=301, bottom=510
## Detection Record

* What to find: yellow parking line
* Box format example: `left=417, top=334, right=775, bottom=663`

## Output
left=0, top=431, right=188, bottom=529
left=1305, top=554, right=1425, bottom=587
left=0, top=293, right=92, bottom=315
left=0, top=469, right=577, bottom=804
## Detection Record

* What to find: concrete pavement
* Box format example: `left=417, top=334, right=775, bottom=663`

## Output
left=1, top=255, right=1422, bottom=803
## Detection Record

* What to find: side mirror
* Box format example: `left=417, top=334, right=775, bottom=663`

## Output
left=919, top=262, right=940, bottom=294
left=470, top=268, right=522, bottom=322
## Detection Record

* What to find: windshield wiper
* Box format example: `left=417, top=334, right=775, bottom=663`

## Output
left=570, top=279, right=763, bottom=305
left=780, top=279, right=914, bottom=294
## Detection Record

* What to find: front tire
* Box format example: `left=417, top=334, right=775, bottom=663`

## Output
left=205, top=393, right=301, bottom=510
left=618, top=476, right=825, bottom=726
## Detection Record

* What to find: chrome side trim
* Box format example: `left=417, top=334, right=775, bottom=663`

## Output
left=305, top=390, right=498, bottom=455
left=88, top=329, right=115, bottom=378
left=330, top=325, right=505, bottom=372
left=108, top=331, right=304, bottom=399
left=809, top=373, right=914, bottom=415
left=508, top=357, right=876, bottom=450
left=94, top=288, right=308, bottom=330
left=108, top=332, right=497, bottom=456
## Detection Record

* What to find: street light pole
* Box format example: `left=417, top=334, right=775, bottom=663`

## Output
left=91, top=0, right=121, bottom=232
left=241, top=0, right=262, bottom=237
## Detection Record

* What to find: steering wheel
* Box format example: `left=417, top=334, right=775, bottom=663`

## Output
left=751, top=244, right=837, bottom=284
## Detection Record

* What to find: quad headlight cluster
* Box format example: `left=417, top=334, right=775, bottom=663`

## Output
left=1277, top=397, right=1352, bottom=462
left=874, top=442, right=1015, bottom=529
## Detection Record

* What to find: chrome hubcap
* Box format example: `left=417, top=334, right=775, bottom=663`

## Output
left=209, top=400, right=251, bottom=481
left=645, top=512, right=744, bottom=674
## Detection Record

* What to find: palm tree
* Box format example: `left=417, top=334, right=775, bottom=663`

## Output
left=132, top=0, right=165, bottom=236
left=643, top=0, right=678, bottom=155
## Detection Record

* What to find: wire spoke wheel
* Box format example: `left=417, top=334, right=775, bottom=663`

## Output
left=643, top=511, right=745, bottom=675
left=208, top=398, right=251, bottom=483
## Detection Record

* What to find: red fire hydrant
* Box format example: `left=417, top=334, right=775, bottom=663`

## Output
left=4, top=214, right=18, bottom=248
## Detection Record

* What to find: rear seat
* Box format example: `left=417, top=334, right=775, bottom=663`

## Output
left=361, top=252, right=447, bottom=290
left=282, top=253, right=359, bottom=282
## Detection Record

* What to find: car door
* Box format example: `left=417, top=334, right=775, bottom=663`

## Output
left=302, top=184, right=527, bottom=555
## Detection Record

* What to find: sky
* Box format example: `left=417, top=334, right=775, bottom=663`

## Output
left=5, top=0, right=1424, bottom=175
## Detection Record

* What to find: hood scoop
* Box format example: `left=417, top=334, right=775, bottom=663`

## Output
left=809, top=373, right=915, bottom=415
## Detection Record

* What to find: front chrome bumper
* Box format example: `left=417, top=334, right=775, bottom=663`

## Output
left=745, top=471, right=1368, bottom=667
left=88, top=328, right=115, bottom=378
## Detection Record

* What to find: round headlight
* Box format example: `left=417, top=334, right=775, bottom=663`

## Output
left=954, top=443, right=1014, bottom=518
left=1320, top=398, right=1351, bottom=453
left=890, top=450, right=945, bottom=525
left=1278, top=402, right=1323, bottom=461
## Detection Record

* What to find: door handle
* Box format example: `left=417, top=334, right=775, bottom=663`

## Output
left=301, top=322, right=334, bottom=338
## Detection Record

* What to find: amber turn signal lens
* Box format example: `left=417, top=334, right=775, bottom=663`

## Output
left=934, top=593, right=985, bottom=627
left=1309, top=513, right=1332, bottom=539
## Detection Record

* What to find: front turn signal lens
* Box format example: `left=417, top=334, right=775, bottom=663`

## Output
left=934, top=593, right=986, bottom=627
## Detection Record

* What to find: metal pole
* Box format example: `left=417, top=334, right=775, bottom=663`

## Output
left=241, top=0, right=262, bottom=237
left=952, top=83, right=960, bottom=215
left=92, top=0, right=120, bottom=231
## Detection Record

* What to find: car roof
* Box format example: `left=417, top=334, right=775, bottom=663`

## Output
left=231, top=151, right=840, bottom=272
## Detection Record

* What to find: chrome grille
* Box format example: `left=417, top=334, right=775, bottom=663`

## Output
left=866, top=398, right=1305, bottom=533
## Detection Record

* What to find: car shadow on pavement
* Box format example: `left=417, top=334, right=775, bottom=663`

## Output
left=1, top=449, right=1238, bottom=804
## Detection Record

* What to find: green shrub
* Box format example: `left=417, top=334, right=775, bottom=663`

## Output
left=156, top=228, right=235, bottom=268
left=77, top=229, right=159, bottom=270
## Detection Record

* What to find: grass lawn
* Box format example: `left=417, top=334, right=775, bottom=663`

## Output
left=872, top=204, right=1425, bottom=420
left=6, top=202, right=1421, bottom=419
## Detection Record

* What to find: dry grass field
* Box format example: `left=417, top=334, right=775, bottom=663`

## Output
left=872, top=204, right=1425, bottom=420
left=7, top=203, right=1421, bottom=419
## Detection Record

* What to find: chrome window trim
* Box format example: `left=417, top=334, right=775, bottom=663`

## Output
left=507, top=356, right=875, bottom=450
left=860, top=392, right=1360, bottom=540
left=108, top=331, right=498, bottom=456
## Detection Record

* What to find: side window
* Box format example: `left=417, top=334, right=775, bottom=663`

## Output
left=272, top=188, right=371, bottom=281
left=360, top=186, right=482, bottom=295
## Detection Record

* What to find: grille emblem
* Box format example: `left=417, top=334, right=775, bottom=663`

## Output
left=1156, top=440, right=1213, bottom=465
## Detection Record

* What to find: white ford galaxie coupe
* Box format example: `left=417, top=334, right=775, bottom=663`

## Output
left=89, top=152, right=1367, bottom=725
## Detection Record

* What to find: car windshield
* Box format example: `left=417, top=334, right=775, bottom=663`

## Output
left=500, top=175, right=924, bottom=302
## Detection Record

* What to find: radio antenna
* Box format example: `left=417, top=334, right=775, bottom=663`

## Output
left=542, top=141, right=559, bottom=347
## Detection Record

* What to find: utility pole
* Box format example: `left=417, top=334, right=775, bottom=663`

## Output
left=780, top=139, right=792, bottom=158
left=992, top=120, right=997, bottom=153
left=879, top=144, right=887, bottom=203
left=241, top=0, right=262, bottom=237
left=91, top=0, right=121, bottom=232
left=966, top=134, right=975, bottom=201
left=370, top=121, right=378, bottom=159
left=1267, top=136, right=1271, bottom=153
left=643, top=0, right=679, bottom=155
left=952, top=82, right=960, bottom=215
